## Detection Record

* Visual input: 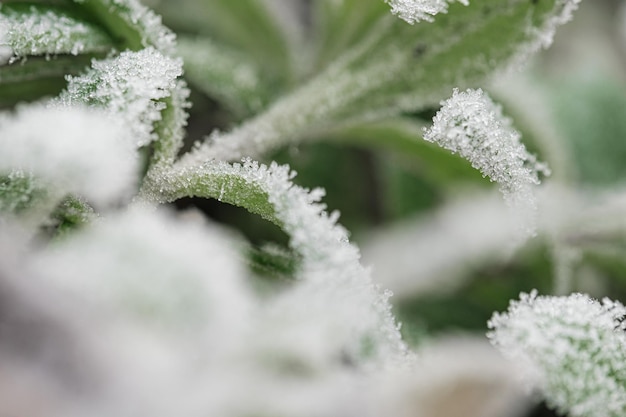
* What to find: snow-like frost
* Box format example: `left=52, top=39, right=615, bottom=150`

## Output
left=150, top=158, right=409, bottom=367
left=56, top=47, right=184, bottom=148
left=488, top=291, right=626, bottom=417
left=0, top=5, right=111, bottom=62
left=384, top=0, right=469, bottom=24
left=33, top=207, right=253, bottom=342
left=0, top=103, right=138, bottom=205
left=424, top=88, right=549, bottom=237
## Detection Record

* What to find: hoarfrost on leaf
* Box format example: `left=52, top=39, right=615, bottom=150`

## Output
left=384, top=0, right=469, bottom=24
left=488, top=291, right=626, bottom=417
left=0, top=4, right=112, bottom=62
left=424, top=88, right=549, bottom=237
left=145, top=158, right=409, bottom=367
left=56, top=47, right=184, bottom=148
left=0, top=103, right=138, bottom=206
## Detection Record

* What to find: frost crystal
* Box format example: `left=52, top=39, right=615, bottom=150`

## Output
left=488, top=291, right=626, bottom=417
left=424, top=88, right=549, bottom=236
left=0, top=5, right=111, bottom=62
left=0, top=104, right=137, bottom=205
left=57, top=48, right=184, bottom=147
left=384, top=0, right=469, bottom=24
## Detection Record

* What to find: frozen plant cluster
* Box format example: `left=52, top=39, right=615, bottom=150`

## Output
left=3, top=0, right=625, bottom=417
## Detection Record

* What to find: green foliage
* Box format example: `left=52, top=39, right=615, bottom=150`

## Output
left=5, top=1, right=626, bottom=417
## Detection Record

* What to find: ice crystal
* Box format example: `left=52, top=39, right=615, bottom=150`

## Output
left=57, top=47, right=184, bottom=147
left=0, top=104, right=137, bottom=205
left=424, top=88, right=549, bottom=236
left=0, top=5, right=111, bottom=63
left=488, top=291, right=626, bottom=417
left=384, top=0, right=469, bottom=24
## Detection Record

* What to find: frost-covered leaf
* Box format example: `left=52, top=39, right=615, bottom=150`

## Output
left=56, top=47, right=186, bottom=148
left=142, top=158, right=409, bottom=366
left=0, top=103, right=138, bottom=206
left=0, top=171, right=47, bottom=216
left=182, top=0, right=581, bottom=164
left=310, top=0, right=388, bottom=73
left=153, top=0, right=294, bottom=84
left=0, top=3, right=113, bottom=63
left=488, top=291, right=626, bottom=417
left=384, top=0, right=469, bottom=24
left=72, top=0, right=176, bottom=54
left=178, top=37, right=268, bottom=116
left=424, top=88, right=549, bottom=237
left=33, top=207, right=253, bottom=337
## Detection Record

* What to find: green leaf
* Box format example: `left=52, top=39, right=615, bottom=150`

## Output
left=0, top=3, right=112, bottom=61
left=0, top=3, right=114, bottom=105
left=71, top=0, right=176, bottom=54
left=181, top=0, right=581, bottom=163
left=310, top=0, right=389, bottom=74
left=0, top=170, right=48, bottom=215
left=178, top=36, right=269, bottom=117
left=154, top=0, right=294, bottom=86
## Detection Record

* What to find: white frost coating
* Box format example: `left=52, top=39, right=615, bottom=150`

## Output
left=217, top=159, right=408, bottom=365
left=0, top=5, right=111, bottom=62
left=488, top=291, right=626, bottom=417
left=34, top=207, right=253, bottom=342
left=424, top=88, right=549, bottom=237
left=57, top=48, right=183, bottom=147
left=0, top=104, right=137, bottom=206
left=384, top=0, right=469, bottom=24
left=158, top=158, right=409, bottom=366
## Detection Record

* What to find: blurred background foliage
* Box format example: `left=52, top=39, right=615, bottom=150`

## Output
left=12, top=0, right=619, bottom=414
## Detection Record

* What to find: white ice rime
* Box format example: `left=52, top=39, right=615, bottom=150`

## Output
left=0, top=5, right=111, bottom=62
left=385, top=0, right=469, bottom=24
left=424, top=88, right=549, bottom=236
left=149, top=158, right=409, bottom=367
left=57, top=48, right=184, bottom=147
left=34, top=207, right=253, bottom=341
left=0, top=103, right=137, bottom=206
left=488, top=291, right=626, bottom=417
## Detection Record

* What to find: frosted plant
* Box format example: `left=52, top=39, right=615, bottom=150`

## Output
left=488, top=291, right=626, bottom=417
left=56, top=47, right=187, bottom=148
left=424, top=88, right=550, bottom=237
left=0, top=103, right=137, bottom=207
left=384, top=0, right=469, bottom=24
left=0, top=4, right=111, bottom=62
left=2, top=0, right=616, bottom=417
